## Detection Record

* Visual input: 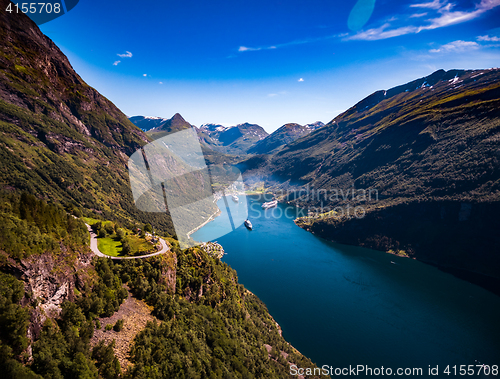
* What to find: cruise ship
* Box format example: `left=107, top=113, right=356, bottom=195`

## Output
left=244, top=219, right=252, bottom=230
left=261, top=200, right=278, bottom=209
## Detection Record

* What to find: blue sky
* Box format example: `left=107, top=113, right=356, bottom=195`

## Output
left=39, top=0, right=500, bottom=132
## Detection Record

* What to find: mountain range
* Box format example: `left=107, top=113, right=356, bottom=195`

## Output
left=196, top=122, right=269, bottom=155
left=247, top=121, right=324, bottom=155
left=129, top=114, right=324, bottom=155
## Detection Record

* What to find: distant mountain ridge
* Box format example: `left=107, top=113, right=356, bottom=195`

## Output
left=128, top=115, right=170, bottom=131
left=129, top=115, right=324, bottom=155
left=248, top=121, right=324, bottom=155
left=194, top=122, right=268, bottom=155
left=129, top=115, right=270, bottom=155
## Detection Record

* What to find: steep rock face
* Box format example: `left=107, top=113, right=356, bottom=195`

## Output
left=160, top=248, right=177, bottom=294
left=0, top=0, right=174, bottom=232
left=3, top=248, right=94, bottom=340
left=0, top=0, right=146, bottom=154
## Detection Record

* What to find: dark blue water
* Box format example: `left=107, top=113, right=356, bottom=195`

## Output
left=192, top=196, right=500, bottom=376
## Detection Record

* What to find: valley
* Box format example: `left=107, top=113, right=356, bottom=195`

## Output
left=0, top=0, right=499, bottom=377
left=130, top=68, right=500, bottom=296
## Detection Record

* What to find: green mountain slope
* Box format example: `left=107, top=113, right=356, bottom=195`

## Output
left=0, top=0, right=176, bottom=233
left=241, top=68, right=500, bottom=293
left=0, top=193, right=322, bottom=378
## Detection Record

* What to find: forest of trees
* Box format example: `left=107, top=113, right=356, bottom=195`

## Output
left=0, top=192, right=88, bottom=260
left=0, top=192, right=323, bottom=378
left=0, top=258, right=124, bottom=379
left=112, top=246, right=321, bottom=378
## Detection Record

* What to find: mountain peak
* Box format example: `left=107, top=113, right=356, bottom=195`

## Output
left=129, top=113, right=193, bottom=136
left=247, top=121, right=320, bottom=155
left=171, top=113, right=186, bottom=122
left=305, top=121, right=325, bottom=130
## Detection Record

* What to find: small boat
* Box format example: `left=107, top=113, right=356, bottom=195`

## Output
left=232, top=194, right=239, bottom=202
left=262, top=200, right=278, bottom=209
left=244, top=219, right=252, bottom=230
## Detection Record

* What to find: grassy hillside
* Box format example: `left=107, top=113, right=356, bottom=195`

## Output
left=0, top=0, right=175, bottom=234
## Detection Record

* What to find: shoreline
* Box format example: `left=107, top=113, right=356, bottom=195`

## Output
left=186, top=208, right=222, bottom=239
left=294, top=220, right=500, bottom=297
left=187, top=192, right=247, bottom=241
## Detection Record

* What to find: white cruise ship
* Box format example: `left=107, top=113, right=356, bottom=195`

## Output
left=261, top=200, right=278, bottom=209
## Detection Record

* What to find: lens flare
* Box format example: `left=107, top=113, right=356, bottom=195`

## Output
left=348, top=0, right=376, bottom=31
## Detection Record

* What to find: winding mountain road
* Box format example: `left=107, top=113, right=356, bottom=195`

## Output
left=85, top=223, right=169, bottom=260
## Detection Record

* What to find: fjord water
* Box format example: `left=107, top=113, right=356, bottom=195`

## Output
left=192, top=196, right=500, bottom=374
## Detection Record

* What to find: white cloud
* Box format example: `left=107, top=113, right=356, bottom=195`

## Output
left=298, top=78, right=304, bottom=82
left=347, top=0, right=500, bottom=41
left=348, top=23, right=419, bottom=41
left=238, top=46, right=262, bottom=52
left=113, top=60, right=121, bottom=66
left=143, top=74, right=147, bottom=77
left=238, top=45, right=278, bottom=52
left=479, top=0, right=500, bottom=11
left=410, top=0, right=444, bottom=9
left=159, top=82, right=163, bottom=84
left=477, top=34, right=500, bottom=41
left=429, top=40, right=480, bottom=53
left=117, top=51, right=133, bottom=58
left=410, top=12, right=428, bottom=17
left=424, top=8, right=482, bottom=30
left=237, top=34, right=344, bottom=53
left=267, top=91, right=288, bottom=97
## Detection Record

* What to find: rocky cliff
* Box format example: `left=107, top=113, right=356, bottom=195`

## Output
left=0, top=0, right=176, bottom=233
